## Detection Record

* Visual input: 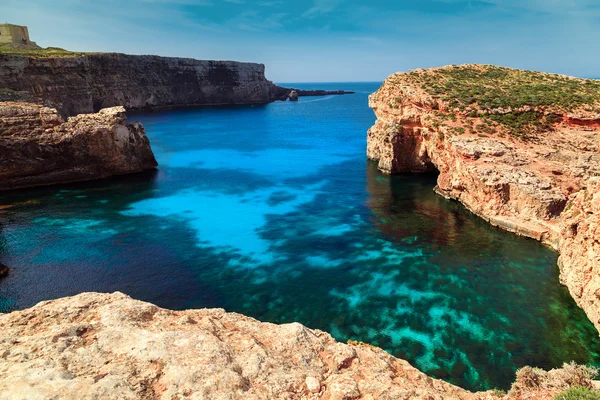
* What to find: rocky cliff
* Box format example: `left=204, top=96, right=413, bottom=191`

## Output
left=1, top=292, right=596, bottom=399
left=367, top=64, right=600, bottom=332
left=0, top=53, right=284, bottom=116
left=0, top=102, right=157, bottom=190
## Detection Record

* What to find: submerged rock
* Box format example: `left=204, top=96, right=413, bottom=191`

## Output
left=368, top=64, right=600, bottom=334
left=0, top=263, right=8, bottom=278
left=0, top=103, right=157, bottom=190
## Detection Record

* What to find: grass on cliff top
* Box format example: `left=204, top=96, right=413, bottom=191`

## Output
left=0, top=44, right=90, bottom=57
left=389, top=64, right=600, bottom=140
left=395, top=64, right=600, bottom=113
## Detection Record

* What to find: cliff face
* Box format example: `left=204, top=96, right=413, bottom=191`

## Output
left=0, top=53, right=281, bottom=116
left=0, top=102, right=157, bottom=190
left=367, top=65, right=600, bottom=332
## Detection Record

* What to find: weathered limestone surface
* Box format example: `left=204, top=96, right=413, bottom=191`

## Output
left=1, top=292, right=596, bottom=399
left=367, top=65, right=600, bottom=333
left=0, top=292, right=481, bottom=400
left=0, top=102, right=157, bottom=190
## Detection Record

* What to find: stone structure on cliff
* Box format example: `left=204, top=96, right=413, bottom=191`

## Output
left=0, top=102, right=157, bottom=190
left=0, top=24, right=40, bottom=49
left=0, top=292, right=596, bottom=399
left=367, top=64, right=600, bottom=333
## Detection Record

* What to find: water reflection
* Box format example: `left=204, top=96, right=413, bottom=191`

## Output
left=364, top=160, right=600, bottom=389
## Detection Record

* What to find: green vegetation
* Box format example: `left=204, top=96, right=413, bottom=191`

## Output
left=484, top=111, right=557, bottom=138
left=554, top=387, right=600, bottom=400
left=390, top=65, right=600, bottom=140
left=0, top=44, right=90, bottom=57
left=402, top=65, right=600, bottom=112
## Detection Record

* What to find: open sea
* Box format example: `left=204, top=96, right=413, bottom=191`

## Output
left=0, top=82, right=599, bottom=391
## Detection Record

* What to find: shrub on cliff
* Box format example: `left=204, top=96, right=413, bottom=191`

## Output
left=554, top=386, right=600, bottom=400
left=509, top=362, right=599, bottom=397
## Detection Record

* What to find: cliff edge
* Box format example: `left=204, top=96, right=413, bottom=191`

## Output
left=0, top=102, right=157, bottom=190
left=0, top=53, right=282, bottom=116
left=1, top=292, right=597, bottom=399
left=367, top=64, right=600, bottom=333
left=0, top=53, right=352, bottom=117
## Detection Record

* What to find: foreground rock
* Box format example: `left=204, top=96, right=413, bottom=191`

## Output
left=0, top=103, right=157, bottom=190
left=0, top=53, right=352, bottom=117
left=0, top=292, right=477, bottom=400
left=367, top=64, right=600, bottom=332
left=0, top=292, right=597, bottom=399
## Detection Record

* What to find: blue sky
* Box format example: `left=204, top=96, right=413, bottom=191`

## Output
left=2, top=0, right=599, bottom=82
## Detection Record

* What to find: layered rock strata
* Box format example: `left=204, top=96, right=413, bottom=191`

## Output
left=2, top=292, right=595, bottom=399
left=0, top=102, right=157, bottom=190
left=0, top=53, right=352, bottom=117
left=0, top=54, right=278, bottom=116
left=367, top=64, right=600, bottom=332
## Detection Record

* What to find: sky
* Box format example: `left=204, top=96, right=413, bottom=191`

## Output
left=2, top=0, right=600, bottom=82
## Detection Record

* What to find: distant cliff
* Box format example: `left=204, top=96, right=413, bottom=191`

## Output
left=0, top=102, right=157, bottom=190
left=0, top=53, right=285, bottom=116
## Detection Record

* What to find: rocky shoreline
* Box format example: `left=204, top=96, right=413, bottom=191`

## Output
left=0, top=102, right=157, bottom=191
left=0, top=292, right=596, bottom=399
left=367, top=64, right=600, bottom=334
left=1, top=62, right=600, bottom=399
left=0, top=53, right=353, bottom=117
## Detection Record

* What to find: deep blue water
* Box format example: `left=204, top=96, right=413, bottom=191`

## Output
left=0, top=82, right=599, bottom=391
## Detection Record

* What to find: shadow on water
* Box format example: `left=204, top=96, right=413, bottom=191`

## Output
left=0, top=169, right=160, bottom=207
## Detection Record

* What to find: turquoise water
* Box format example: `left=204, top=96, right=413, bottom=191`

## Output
left=0, top=82, right=599, bottom=391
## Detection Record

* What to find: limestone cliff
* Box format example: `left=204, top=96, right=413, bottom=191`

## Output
left=1, top=292, right=595, bottom=399
left=367, top=64, right=600, bottom=332
left=0, top=102, right=157, bottom=190
left=0, top=53, right=283, bottom=116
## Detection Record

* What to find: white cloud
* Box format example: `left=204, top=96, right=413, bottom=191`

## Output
left=302, top=0, right=343, bottom=18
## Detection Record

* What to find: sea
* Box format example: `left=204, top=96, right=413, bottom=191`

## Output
left=0, top=82, right=598, bottom=391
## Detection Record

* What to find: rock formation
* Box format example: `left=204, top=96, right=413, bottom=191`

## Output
left=289, top=90, right=299, bottom=101
left=367, top=64, right=600, bottom=332
left=0, top=53, right=280, bottom=116
left=0, top=102, right=157, bottom=190
left=1, top=292, right=596, bottom=399
left=0, top=53, right=353, bottom=117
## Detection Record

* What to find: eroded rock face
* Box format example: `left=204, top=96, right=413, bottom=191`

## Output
left=0, top=53, right=284, bottom=116
left=367, top=64, right=600, bottom=332
left=0, top=102, right=157, bottom=190
left=0, top=292, right=483, bottom=400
